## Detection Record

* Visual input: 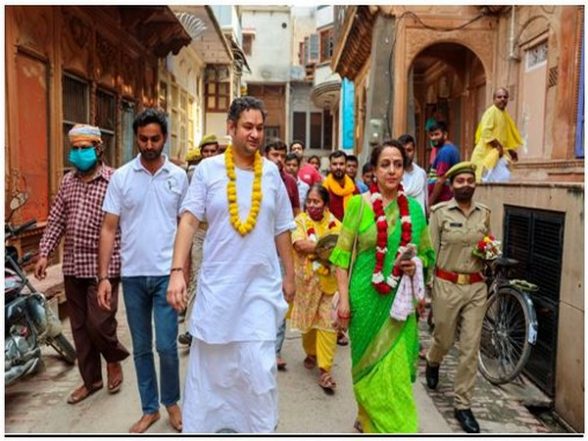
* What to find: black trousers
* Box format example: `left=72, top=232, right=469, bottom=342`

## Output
left=63, top=277, right=130, bottom=388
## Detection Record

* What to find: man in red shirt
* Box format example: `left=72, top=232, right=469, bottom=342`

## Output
left=265, top=139, right=300, bottom=217
left=35, top=124, right=129, bottom=405
left=322, top=150, right=359, bottom=221
left=290, top=140, right=323, bottom=186
left=265, top=138, right=299, bottom=370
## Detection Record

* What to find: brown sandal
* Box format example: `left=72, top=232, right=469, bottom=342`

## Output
left=67, top=381, right=103, bottom=404
left=303, top=355, right=317, bottom=370
left=107, top=362, right=123, bottom=394
left=318, top=371, right=336, bottom=392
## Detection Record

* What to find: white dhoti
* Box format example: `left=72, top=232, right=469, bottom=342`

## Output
left=182, top=339, right=279, bottom=433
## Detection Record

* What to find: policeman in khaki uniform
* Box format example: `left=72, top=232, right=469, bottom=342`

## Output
left=425, top=161, right=491, bottom=434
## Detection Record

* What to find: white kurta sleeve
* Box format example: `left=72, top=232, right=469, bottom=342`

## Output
left=180, top=162, right=207, bottom=222
left=274, top=171, right=296, bottom=236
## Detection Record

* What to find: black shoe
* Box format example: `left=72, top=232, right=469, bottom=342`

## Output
left=454, top=408, right=480, bottom=433
left=425, top=361, right=439, bottom=390
left=178, top=332, right=193, bottom=346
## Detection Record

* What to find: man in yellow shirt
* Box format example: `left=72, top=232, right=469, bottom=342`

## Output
left=470, top=88, right=523, bottom=182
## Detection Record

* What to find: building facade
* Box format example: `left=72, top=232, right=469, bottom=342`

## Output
left=240, top=6, right=292, bottom=142
left=208, top=5, right=249, bottom=146
left=162, top=6, right=234, bottom=162
left=5, top=6, right=190, bottom=259
left=332, top=5, right=584, bottom=431
left=288, top=6, right=342, bottom=170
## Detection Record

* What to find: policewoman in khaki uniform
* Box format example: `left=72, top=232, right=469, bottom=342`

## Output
left=425, top=162, right=490, bottom=433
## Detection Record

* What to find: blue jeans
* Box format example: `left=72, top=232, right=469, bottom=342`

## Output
left=275, top=317, right=286, bottom=356
left=122, top=276, right=179, bottom=414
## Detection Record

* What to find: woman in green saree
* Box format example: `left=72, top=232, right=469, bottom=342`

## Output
left=330, top=140, right=435, bottom=433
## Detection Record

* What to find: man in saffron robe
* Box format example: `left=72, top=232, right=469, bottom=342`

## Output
left=322, top=150, right=359, bottom=222
left=470, top=88, right=523, bottom=183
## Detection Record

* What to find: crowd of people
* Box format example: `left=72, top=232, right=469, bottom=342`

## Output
left=34, top=90, right=522, bottom=434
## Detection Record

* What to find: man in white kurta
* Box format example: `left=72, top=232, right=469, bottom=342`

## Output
left=166, top=96, right=295, bottom=433
left=400, top=134, right=428, bottom=215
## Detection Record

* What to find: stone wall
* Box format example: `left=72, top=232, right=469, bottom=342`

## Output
left=476, top=182, right=584, bottom=432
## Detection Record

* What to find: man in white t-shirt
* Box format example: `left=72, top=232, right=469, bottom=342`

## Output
left=167, top=96, right=296, bottom=433
left=97, top=109, right=188, bottom=433
left=399, top=134, right=428, bottom=216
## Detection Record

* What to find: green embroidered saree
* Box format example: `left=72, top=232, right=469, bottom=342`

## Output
left=330, top=194, right=435, bottom=433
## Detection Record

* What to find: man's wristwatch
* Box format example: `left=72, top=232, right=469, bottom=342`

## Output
left=96, top=276, right=109, bottom=284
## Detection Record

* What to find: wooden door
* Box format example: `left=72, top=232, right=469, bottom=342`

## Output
left=14, top=52, right=49, bottom=223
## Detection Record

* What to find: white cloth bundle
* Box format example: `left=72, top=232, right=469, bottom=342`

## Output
left=390, top=256, right=425, bottom=321
left=482, top=156, right=512, bottom=183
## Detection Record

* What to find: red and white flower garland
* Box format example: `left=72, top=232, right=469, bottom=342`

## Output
left=370, top=183, right=412, bottom=295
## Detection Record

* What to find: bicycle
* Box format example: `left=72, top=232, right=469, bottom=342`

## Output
left=477, top=256, right=539, bottom=385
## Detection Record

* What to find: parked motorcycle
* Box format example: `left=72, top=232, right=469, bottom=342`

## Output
left=5, top=193, right=76, bottom=386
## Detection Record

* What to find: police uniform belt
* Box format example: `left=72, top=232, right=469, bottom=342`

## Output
left=435, top=267, right=484, bottom=285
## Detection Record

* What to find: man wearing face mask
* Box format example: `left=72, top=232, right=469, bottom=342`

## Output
left=35, top=124, right=130, bottom=405
left=425, top=162, right=491, bottom=434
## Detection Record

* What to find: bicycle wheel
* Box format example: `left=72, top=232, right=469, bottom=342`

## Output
left=47, top=333, right=77, bottom=365
left=478, top=286, right=533, bottom=384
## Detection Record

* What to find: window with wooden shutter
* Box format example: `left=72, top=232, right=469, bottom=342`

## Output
left=243, top=33, right=254, bottom=56
left=293, top=112, right=306, bottom=145
left=62, top=73, right=89, bottom=170
left=298, top=41, right=305, bottom=66
left=323, top=109, right=332, bottom=150
left=320, top=28, right=334, bottom=63
left=309, top=33, right=319, bottom=63
left=205, top=66, right=230, bottom=112
left=310, top=112, right=322, bottom=149
left=121, top=100, right=136, bottom=165
left=264, top=126, right=280, bottom=140
left=96, top=88, right=116, bottom=167
left=503, top=205, right=565, bottom=396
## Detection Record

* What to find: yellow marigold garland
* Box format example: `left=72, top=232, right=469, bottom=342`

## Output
left=225, top=146, right=263, bottom=236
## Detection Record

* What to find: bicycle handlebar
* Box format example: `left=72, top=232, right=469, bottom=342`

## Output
left=5, top=219, right=37, bottom=239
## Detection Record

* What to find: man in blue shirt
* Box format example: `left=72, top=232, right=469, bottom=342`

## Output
left=427, top=121, right=460, bottom=209
left=345, top=154, right=369, bottom=193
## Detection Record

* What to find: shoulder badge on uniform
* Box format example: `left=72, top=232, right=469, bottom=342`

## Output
left=430, top=201, right=450, bottom=212
left=476, top=202, right=490, bottom=211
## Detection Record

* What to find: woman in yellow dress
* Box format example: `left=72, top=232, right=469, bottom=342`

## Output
left=290, top=184, right=341, bottom=392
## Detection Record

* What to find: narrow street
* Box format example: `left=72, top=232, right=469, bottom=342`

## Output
left=5, top=301, right=560, bottom=434
left=5, top=4, right=584, bottom=434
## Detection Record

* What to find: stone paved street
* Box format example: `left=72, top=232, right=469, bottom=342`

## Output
left=4, top=298, right=563, bottom=434
left=417, top=315, right=560, bottom=433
